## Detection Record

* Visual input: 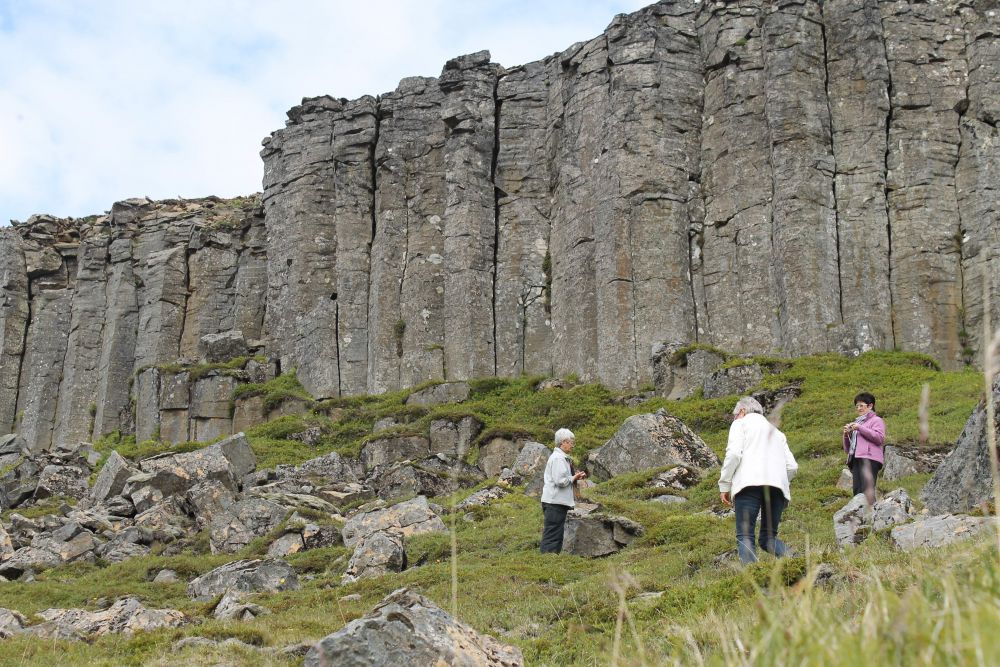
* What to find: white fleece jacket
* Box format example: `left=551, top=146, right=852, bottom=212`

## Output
left=718, top=412, right=798, bottom=500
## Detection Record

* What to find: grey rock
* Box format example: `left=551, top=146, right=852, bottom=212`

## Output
left=0, top=230, right=29, bottom=436
left=587, top=409, right=718, bottom=480
left=650, top=466, right=701, bottom=491
left=0, top=607, right=27, bottom=638
left=499, top=441, right=550, bottom=496
left=405, top=382, right=471, bottom=407
left=360, top=435, right=430, bottom=471
left=882, top=446, right=920, bottom=481
left=0, top=523, right=13, bottom=561
left=890, top=514, right=992, bottom=552
left=341, top=530, right=406, bottom=583
left=872, top=489, right=914, bottom=532
left=0, top=434, right=27, bottom=456
left=28, top=596, right=186, bottom=639
left=213, top=590, right=270, bottom=621
left=153, top=569, right=180, bottom=584
left=267, top=532, right=305, bottom=558
left=341, top=496, right=447, bottom=548
left=198, top=330, right=248, bottom=363
left=650, top=494, right=687, bottom=506
left=428, top=416, right=482, bottom=459
left=209, top=497, right=286, bottom=554
left=834, top=490, right=913, bottom=548
left=478, top=437, right=521, bottom=478
left=34, top=464, right=89, bottom=500
left=833, top=494, right=871, bottom=548
left=104, top=495, right=136, bottom=518
left=187, top=558, right=299, bottom=600
left=134, top=432, right=257, bottom=499
left=183, top=479, right=237, bottom=528
left=923, top=376, right=1000, bottom=514
left=455, top=486, right=510, bottom=511
left=835, top=468, right=853, bottom=491
left=97, top=540, right=151, bottom=564
left=91, top=451, right=139, bottom=502
left=370, top=454, right=486, bottom=501
left=702, top=364, right=764, bottom=399
left=562, top=511, right=643, bottom=558
left=304, top=587, right=523, bottom=667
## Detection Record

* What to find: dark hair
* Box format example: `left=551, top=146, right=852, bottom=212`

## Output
left=853, top=392, right=876, bottom=407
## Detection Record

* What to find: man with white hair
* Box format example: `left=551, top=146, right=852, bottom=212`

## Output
left=539, top=427, right=588, bottom=553
left=718, top=396, right=798, bottom=565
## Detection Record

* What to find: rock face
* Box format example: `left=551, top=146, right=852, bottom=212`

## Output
left=922, top=376, right=1000, bottom=514
left=6, top=1, right=1000, bottom=452
left=304, top=587, right=524, bottom=667
left=587, top=409, right=719, bottom=480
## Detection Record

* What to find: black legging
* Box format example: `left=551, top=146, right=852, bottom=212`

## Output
left=851, top=457, right=883, bottom=498
left=540, top=503, right=570, bottom=553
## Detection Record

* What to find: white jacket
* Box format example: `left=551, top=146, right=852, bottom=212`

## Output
left=540, top=447, right=575, bottom=506
left=718, top=412, right=798, bottom=500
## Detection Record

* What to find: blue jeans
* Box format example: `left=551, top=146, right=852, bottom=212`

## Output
left=734, top=486, right=788, bottom=565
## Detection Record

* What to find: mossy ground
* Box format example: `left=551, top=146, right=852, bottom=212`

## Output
left=3, top=352, right=995, bottom=666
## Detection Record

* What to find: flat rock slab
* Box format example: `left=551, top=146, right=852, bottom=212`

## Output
left=891, top=514, right=992, bottom=551
left=304, top=587, right=523, bottom=667
left=187, top=558, right=299, bottom=600
left=587, top=409, right=718, bottom=480
left=341, top=496, right=447, bottom=548
left=26, top=597, right=185, bottom=639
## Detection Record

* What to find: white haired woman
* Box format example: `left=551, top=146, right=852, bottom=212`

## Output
left=539, top=427, right=588, bottom=553
left=718, top=396, right=798, bottom=565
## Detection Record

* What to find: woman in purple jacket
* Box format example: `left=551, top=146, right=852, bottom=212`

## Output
left=842, top=392, right=886, bottom=504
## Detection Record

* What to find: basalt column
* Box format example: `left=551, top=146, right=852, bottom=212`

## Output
left=0, top=229, right=29, bottom=435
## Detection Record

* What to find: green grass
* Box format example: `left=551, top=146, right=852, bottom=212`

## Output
left=9, top=351, right=992, bottom=665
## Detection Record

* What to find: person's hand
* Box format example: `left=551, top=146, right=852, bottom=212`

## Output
left=720, top=491, right=731, bottom=506
left=573, top=471, right=588, bottom=482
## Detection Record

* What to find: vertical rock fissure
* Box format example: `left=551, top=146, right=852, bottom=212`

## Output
left=491, top=77, right=502, bottom=376
left=760, top=17, right=782, bottom=349
left=13, top=286, right=32, bottom=432
left=819, top=17, right=844, bottom=324
left=688, top=218, right=701, bottom=343
left=368, top=98, right=381, bottom=394
left=955, top=55, right=970, bottom=362
left=50, top=285, right=77, bottom=447
left=878, top=11, right=897, bottom=348
left=177, top=244, right=193, bottom=361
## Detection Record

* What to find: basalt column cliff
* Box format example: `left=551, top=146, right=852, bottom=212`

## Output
left=2, top=0, right=999, bottom=451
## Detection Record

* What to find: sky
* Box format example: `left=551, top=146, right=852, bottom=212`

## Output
left=0, top=0, right=653, bottom=225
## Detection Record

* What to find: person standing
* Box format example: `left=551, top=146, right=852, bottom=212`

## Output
left=719, top=396, right=799, bottom=565
left=843, top=391, right=886, bottom=505
left=540, top=428, right=587, bottom=553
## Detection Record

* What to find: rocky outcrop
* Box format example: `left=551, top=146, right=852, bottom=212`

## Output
left=922, top=375, right=1000, bottom=514
left=833, top=489, right=915, bottom=548
left=6, top=1, right=1000, bottom=452
left=586, top=409, right=718, bottom=480
left=25, top=597, right=186, bottom=639
left=187, top=558, right=299, bottom=600
left=562, top=506, right=644, bottom=558
left=341, top=496, right=447, bottom=548
left=304, top=587, right=524, bottom=667
left=890, top=513, right=992, bottom=551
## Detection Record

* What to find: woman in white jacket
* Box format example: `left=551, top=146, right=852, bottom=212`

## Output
left=539, top=428, right=588, bottom=553
left=718, top=396, right=798, bottom=565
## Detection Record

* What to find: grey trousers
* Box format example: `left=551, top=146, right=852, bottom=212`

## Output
left=540, top=503, right=570, bottom=553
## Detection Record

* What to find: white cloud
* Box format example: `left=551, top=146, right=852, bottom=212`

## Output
left=0, top=0, right=651, bottom=224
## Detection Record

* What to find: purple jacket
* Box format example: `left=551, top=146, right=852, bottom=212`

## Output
left=843, top=413, right=886, bottom=464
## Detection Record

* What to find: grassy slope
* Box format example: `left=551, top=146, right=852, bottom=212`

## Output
left=0, top=351, right=994, bottom=666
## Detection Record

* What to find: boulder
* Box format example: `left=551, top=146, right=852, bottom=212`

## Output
left=477, top=437, right=522, bottom=478
left=153, top=569, right=180, bottom=584
left=0, top=546, right=62, bottom=579
left=922, top=376, right=1000, bottom=513
left=0, top=608, right=27, bottom=638
left=882, top=446, right=920, bottom=480
left=651, top=343, right=725, bottom=399
left=183, top=479, right=237, bottom=528
left=341, top=530, right=406, bottom=583
left=0, top=523, right=13, bottom=561
left=187, top=559, right=299, bottom=600
left=341, top=496, right=447, bottom=548
left=135, top=432, right=257, bottom=498
left=209, top=497, right=287, bottom=554
left=213, top=590, right=270, bottom=621
left=834, top=490, right=915, bottom=548
left=34, top=464, right=89, bottom=500
left=650, top=494, right=687, bottom=505
left=835, top=468, right=853, bottom=491
left=650, top=466, right=701, bottom=491
left=97, top=540, right=151, bottom=564
left=872, top=489, right=914, bottom=532
left=499, top=441, right=549, bottom=495
left=27, top=597, right=186, bottom=639
left=891, top=514, right=992, bottom=551
left=428, top=416, right=482, bottom=458
left=370, top=454, right=486, bottom=501
left=301, top=523, right=343, bottom=550
left=304, top=588, right=523, bottom=667
left=198, top=330, right=248, bottom=363
left=104, top=495, right=136, bottom=518
left=267, top=532, right=305, bottom=558
left=455, top=486, right=509, bottom=511
left=91, top=451, right=139, bottom=502
left=360, top=435, right=431, bottom=471
left=587, top=409, right=718, bottom=480
left=133, top=497, right=192, bottom=542
left=562, top=510, right=644, bottom=558
left=0, top=434, right=27, bottom=456
left=405, top=382, right=471, bottom=407
left=702, top=363, right=764, bottom=399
